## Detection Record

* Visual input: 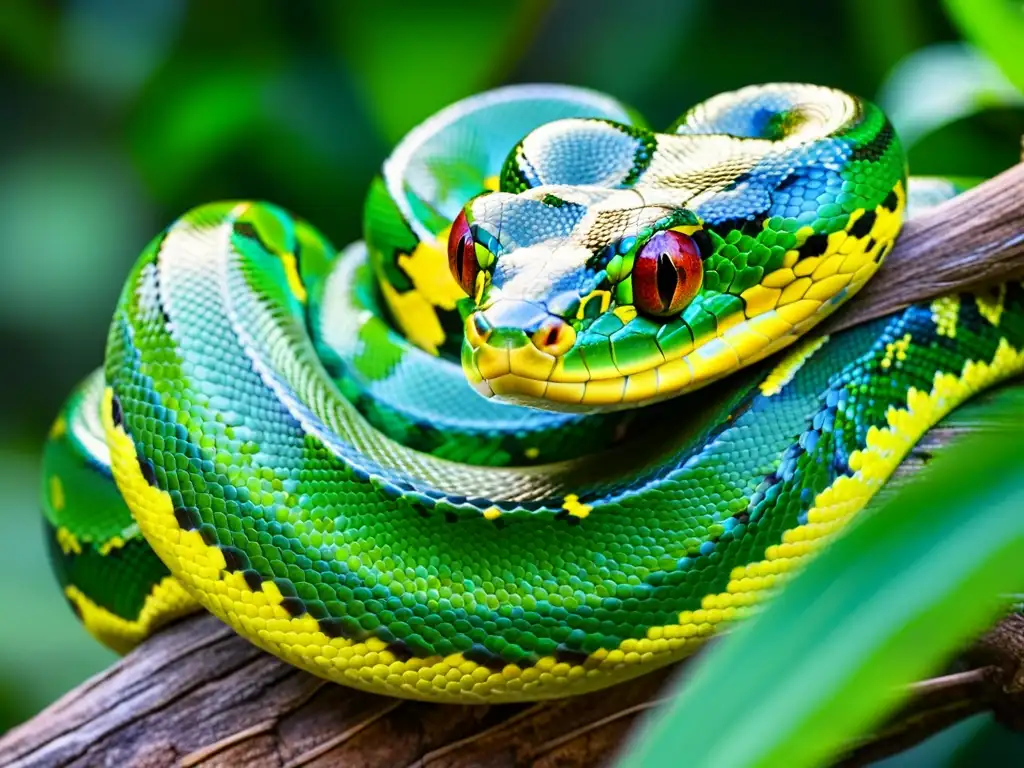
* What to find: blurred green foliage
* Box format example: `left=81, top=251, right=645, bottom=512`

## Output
left=0, top=1, right=1021, bottom=761
left=620, top=390, right=1024, bottom=768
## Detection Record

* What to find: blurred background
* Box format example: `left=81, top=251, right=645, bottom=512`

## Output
left=0, top=0, right=1021, bottom=759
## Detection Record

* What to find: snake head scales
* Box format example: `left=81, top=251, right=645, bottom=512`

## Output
left=452, top=84, right=907, bottom=411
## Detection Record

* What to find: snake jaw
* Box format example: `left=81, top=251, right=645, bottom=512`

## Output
left=464, top=296, right=834, bottom=412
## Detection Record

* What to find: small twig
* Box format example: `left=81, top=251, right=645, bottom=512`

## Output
left=839, top=615, right=1024, bottom=765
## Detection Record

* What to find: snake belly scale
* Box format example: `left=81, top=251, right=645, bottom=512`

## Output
left=41, top=83, right=1024, bottom=702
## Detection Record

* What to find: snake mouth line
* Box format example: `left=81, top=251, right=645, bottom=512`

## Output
left=465, top=300, right=839, bottom=411
left=463, top=186, right=906, bottom=411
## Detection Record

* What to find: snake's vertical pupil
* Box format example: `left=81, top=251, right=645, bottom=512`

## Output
left=448, top=209, right=479, bottom=296
left=657, top=251, right=679, bottom=307
left=633, top=230, right=704, bottom=316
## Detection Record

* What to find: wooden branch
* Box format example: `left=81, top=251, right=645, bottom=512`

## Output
left=820, top=163, right=1024, bottom=336
left=3, top=167, right=1023, bottom=768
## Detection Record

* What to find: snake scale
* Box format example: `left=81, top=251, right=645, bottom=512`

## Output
left=42, top=83, right=1024, bottom=702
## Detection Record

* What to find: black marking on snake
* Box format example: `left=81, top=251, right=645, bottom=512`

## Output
left=881, top=189, right=900, bottom=212
left=304, top=600, right=328, bottom=620
left=554, top=645, right=590, bottom=665
left=554, top=509, right=584, bottom=527
left=444, top=512, right=459, bottom=524
left=280, top=597, right=307, bottom=617
left=273, top=578, right=298, bottom=596
left=849, top=119, right=895, bottom=163
left=911, top=446, right=934, bottom=464
left=775, top=172, right=803, bottom=192
left=709, top=211, right=768, bottom=241
left=220, top=546, right=249, bottom=572
left=798, top=233, right=830, bottom=259
left=111, top=395, right=124, bottom=427
left=623, top=130, right=657, bottom=187
left=149, top=230, right=173, bottom=327
left=233, top=221, right=263, bottom=245
left=849, top=211, right=877, bottom=239
left=385, top=640, right=416, bottom=663
left=291, top=232, right=305, bottom=291
left=198, top=524, right=219, bottom=546
left=437, top=304, right=468, bottom=359
left=319, top=617, right=355, bottom=640
left=691, top=228, right=713, bottom=260
left=173, top=506, right=198, bottom=531
left=242, top=569, right=264, bottom=591
left=464, top=642, right=517, bottom=671
left=138, top=458, right=158, bottom=487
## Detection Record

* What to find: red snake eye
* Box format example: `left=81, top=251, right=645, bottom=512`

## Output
left=448, top=209, right=479, bottom=297
left=632, top=230, right=703, bottom=316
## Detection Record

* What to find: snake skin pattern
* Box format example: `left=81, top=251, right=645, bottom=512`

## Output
left=42, top=84, right=1024, bottom=701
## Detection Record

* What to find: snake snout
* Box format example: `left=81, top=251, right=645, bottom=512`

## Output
left=467, top=300, right=552, bottom=348
left=464, top=300, right=577, bottom=395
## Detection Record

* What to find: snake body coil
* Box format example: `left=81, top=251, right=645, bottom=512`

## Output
left=42, top=84, right=1024, bottom=701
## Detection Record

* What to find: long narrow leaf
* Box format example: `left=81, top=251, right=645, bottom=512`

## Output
left=618, top=423, right=1024, bottom=768
left=943, top=0, right=1024, bottom=93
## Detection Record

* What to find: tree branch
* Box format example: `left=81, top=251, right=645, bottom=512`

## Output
left=2, top=167, right=1023, bottom=768
left=820, top=163, right=1024, bottom=336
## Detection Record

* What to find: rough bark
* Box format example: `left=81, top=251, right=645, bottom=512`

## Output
left=820, top=162, right=1024, bottom=336
left=2, top=166, right=1023, bottom=767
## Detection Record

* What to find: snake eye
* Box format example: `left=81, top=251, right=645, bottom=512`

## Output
left=448, top=209, right=479, bottom=297
left=632, top=230, right=703, bottom=317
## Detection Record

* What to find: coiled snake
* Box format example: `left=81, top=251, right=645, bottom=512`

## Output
left=42, top=83, right=1024, bottom=702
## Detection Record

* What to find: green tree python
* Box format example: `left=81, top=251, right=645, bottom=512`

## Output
left=42, top=83, right=1024, bottom=702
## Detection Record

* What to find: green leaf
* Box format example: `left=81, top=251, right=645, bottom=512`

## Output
left=0, top=0, right=55, bottom=75
left=324, top=2, right=549, bottom=143
left=127, top=62, right=270, bottom=198
left=0, top=452, right=117, bottom=732
left=874, top=713, right=1024, bottom=767
left=618, top=417, right=1024, bottom=768
left=0, top=148, right=155, bottom=334
left=943, top=0, right=1024, bottom=93
left=878, top=42, right=1024, bottom=147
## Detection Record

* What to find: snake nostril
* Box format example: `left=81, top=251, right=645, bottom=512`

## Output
left=531, top=317, right=575, bottom=356
left=465, top=313, right=493, bottom=347
left=472, top=313, right=492, bottom=340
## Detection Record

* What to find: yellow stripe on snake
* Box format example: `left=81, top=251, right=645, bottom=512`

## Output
left=42, top=83, right=1024, bottom=701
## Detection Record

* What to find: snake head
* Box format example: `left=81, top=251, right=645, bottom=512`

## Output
left=450, top=91, right=907, bottom=412
left=452, top=186, right=731, bottom=411
left=453, top=180, right=905, bottom=412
